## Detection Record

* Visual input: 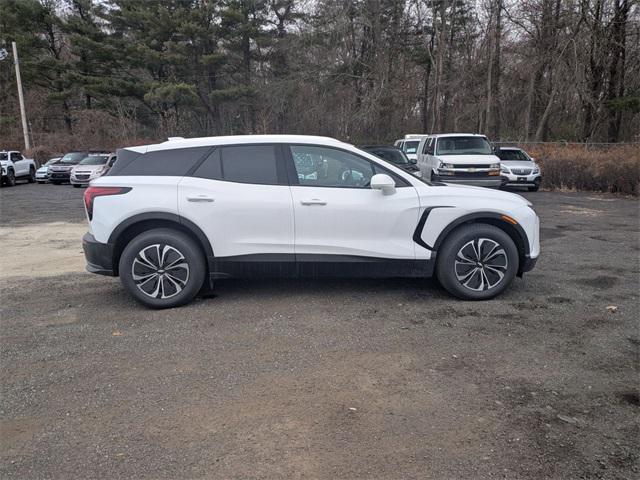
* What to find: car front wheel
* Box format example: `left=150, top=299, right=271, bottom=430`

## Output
left=119, top=228, right=206, bottom=309
left=436, top=223, right=519, bottom=300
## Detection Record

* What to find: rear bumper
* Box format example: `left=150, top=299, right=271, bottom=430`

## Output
left=83, top=232, right=116, bottom=276
left=433, top=175, right=502, bottom=188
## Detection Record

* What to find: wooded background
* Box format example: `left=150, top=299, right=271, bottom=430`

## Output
left=1, top=0, right=638, bottom=152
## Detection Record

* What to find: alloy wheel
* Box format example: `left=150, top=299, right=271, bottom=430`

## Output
left=454, top=238, right=508, bottom=291
left=131, top=244, right=190, bottom=299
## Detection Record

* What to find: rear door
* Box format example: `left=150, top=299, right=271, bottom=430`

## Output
left=177, top=144, right=295, bottom=260
left=286, top=144, right=419, bottom=260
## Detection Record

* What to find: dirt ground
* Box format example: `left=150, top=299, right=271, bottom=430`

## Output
left=1, top=182, right=638, bottom=480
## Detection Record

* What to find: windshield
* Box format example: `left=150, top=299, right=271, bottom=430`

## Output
left=44, top=158, right=59, bottom=166
left=436, top=137, right=493, bottom=155
left=79, top=155, right=109, bottom=165
left=497, top=149, right=530, bottom=161
left=60, top=152, right=87, bottom=164
left=403, top=141, right=419, bottom=154
left=366, top=148, right=410, bottom=165
left=0, top=153, right=7, bottom=161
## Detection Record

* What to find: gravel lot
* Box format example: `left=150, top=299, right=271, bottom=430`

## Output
left=1, top=182, right=638, bottom=479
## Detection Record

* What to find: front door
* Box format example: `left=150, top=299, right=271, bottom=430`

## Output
left=286, top=144, right=420, bottom=261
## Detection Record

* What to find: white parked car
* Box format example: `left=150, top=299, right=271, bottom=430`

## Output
left=0, top=150, right=37, bottom=186
left=415, top=134, right=502, bottom=188
left=70, top=153, right=116, bottom=187
left=495, top=147, right=542, bottom=192
left=36, top=157, right=61, bottom=183
left=82, top=135, right=540, bottom=308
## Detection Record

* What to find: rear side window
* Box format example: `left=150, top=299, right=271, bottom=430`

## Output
left=109, top=147, right=210, bottom=176
left=192, top=149, right=222, bottom=180
left=220, top=145, right=278, bottom=185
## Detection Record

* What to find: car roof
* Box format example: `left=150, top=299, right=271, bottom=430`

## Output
left=428, top=133, right=487, bottom=138
left=126, top=135, right=348, bottom=154
left=498, top=147, right=522, bottom=151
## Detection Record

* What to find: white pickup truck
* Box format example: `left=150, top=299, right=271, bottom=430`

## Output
left=1, top=150, right=37, bottom=186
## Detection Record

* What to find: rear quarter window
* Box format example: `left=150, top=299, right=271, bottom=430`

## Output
left=109, top=147, right=211, bottom=176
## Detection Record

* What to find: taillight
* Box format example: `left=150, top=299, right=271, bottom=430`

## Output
left=84, top=186, right=131, bottom=220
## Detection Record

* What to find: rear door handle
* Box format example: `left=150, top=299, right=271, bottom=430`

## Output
left=187, top=195, right=215, bottom=203
left=300, top=199, right=327, bottom=206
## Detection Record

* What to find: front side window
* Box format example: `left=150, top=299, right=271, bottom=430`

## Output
left=290, top=145, right=388, bottom=188
left=436, top=136, right=492, bottom=155
left=60, top=152, right=88, bottom=164
left=12, top=153, right=23, bottom=161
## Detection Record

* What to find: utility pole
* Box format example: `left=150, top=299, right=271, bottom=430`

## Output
left=12, top=42, right=31, bottom=151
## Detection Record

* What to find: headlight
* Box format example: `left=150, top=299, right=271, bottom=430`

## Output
left=501, top=166, right=510, bottom=173
left=490, top=163, right=500, bottom=169
left=439, top=162, right=454, bottom=169
left=532, top=167, right=540, bottom=174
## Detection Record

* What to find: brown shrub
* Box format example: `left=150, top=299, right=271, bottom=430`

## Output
left=521, top=144, right=640, bottom=196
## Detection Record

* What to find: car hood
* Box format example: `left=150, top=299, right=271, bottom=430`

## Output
left=72, top=164, right=104, bottom=172
left=50, top=164, right=75, bottom=171
left=425, top=182, right=531, bottom=207
left=501, top=160, right=538, bottom=169
left=435, top=154, right=500, bottom=165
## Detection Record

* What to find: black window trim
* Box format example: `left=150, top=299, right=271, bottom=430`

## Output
left=283, top=143, right=412, bottom=189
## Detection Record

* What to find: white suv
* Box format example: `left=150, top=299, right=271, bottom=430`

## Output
left=82, top=135, right=540, bottom=308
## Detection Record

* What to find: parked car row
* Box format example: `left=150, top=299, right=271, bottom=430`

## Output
left=2, top=149, right=115, bottom=187
left=390, top=134, right=542, bottom=191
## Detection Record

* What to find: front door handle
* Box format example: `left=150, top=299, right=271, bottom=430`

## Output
left=300, top=199, right=327, bottom=206
left=187, top=195, right=215, bottom=203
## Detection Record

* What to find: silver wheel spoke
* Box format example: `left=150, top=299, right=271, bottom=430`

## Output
left=132, top=244, right=190, bottom=300
left=454, top=238, right=508, bottom=292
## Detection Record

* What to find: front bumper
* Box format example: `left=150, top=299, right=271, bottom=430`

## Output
left=70, top=177, right=91, bottom=185
left=49, top=171, right=72, bottom=182
left=433, top=174, right=502, bottom=188
left=519, top=255, right=538, bottom=275
left=501, top=172, right=542, bottom=186
left=83, top=232, right=116, bottom=276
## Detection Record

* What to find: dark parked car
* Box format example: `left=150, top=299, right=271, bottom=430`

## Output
left=48, top=150, right=109, bottom=184
left=359, top=145, right=421, bottom=177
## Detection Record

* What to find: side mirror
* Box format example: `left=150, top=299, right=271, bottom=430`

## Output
left=493, top=146, right=501, bottom=154
left=409, top=158, right=417, bottom=164
left=371, top=173, right=396, bottom=195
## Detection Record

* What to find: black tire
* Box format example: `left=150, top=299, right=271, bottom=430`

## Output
left=5, top=169, right=16, bottom=187
left=51, top=181, right=61, bottom=185
left=72, top=184, right=81, bottom=188
left=27, top=167, right=36, bottom=183
left=528, top=185, right=539, bottom=192
left=436, top=223, right=519, bottom=300
left=119, top=228, right=206, bottom=309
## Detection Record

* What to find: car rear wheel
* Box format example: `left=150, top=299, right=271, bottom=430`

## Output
left=119, top=228, right=206, bottom=309
left=73, top=184, right=81, bottom=188
left=28, top=167, right=36, bottom=183
left=436, top=223, right=519, bottom=300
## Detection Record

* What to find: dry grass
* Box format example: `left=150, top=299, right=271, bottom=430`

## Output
left=523, top=144, right=640, bottom=196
